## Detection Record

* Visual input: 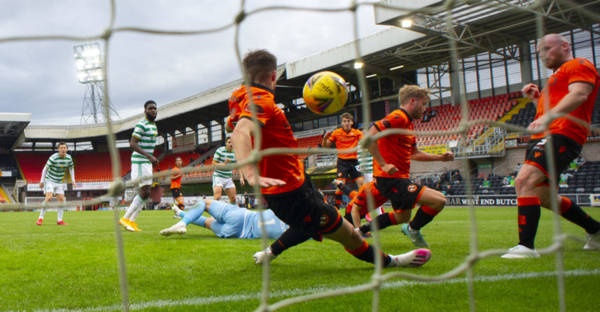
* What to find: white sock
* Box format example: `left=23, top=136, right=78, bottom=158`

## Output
left=57, top=209, right=64, bottom=222
left=39, top=202, right=47, bottom=219
left=124, top=195, right=143, bottom=220
left=127, top=195, right=147, bottom=222
left=376, top=207, right=385, bottom=216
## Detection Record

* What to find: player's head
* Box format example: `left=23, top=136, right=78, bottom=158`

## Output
left=57, top=142, right=68, bottom=157
left=175, top=157, right=182, bottom=167
left=144, top=100, right=157, bottom=122
left=398, top=85, right=430, bottom=120
left=340, top=112, right=354, bottom=131
left=242, top=50, right=277, bottom=89
left=538, top=33, right=572, bottom=70
left=225, top=137, right=233, bottom=151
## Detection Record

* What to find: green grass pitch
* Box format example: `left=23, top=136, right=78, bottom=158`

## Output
left=1, top=206, right=598, bottom=311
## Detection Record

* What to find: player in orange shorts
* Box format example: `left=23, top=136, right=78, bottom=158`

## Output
left=231, top=49, right=431, bottom=267
left=322, top=113, right=365, bottom=207
left=502, top=33, right=600, bottom=258
left=360, top=85, right=454, bottom=248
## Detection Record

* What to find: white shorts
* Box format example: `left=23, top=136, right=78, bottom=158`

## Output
left=44, top=181, right=66, bottom=195
left=213, top=176, right=235, bottom=190
left=131, top=163, right=153, bottom=187
left=363, top=172, right=374, bottom=183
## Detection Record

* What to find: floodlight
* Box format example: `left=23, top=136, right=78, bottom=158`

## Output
left=389, top=64, right=405, bottom=71
left=354, top=61, right=364, bottom=69
left=401, top=18, right=413, bottom=28
left=73, top=43, right=104, bottom=83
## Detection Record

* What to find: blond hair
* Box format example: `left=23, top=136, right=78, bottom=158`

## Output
left=398, top=85, right=430, bottom=106
left=340, top=112, right=353, bottom=121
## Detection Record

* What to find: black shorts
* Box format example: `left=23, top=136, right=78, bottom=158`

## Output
left=264, top=178, right=343, bottom=241
left=337, top=158, right=363, bottom=181
left=375, top=177, right=425, bottom=212
left=524, top=134, right=581, bottom=178
left=171, top=188, right=182, bottom=199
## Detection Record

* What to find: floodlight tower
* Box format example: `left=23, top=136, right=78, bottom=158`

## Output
left=73, top=42, right=118, bottom=124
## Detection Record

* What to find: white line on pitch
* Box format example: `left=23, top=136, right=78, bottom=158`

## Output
left=23, top=268, right=600, bottom=312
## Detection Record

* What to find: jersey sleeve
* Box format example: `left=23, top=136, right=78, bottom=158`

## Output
left=374, top=112, right=408, bottom=132
left=566, top=60, right=599, bottom=86
left=328, top=130, right=337, bottom=143
left=132, top=124, right=144, bottom=139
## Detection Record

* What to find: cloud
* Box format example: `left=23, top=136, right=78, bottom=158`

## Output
left=0, top=0, right=389, bottom=125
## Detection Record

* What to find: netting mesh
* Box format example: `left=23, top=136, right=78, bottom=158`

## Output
left=2, top=1, right=600, bottom=311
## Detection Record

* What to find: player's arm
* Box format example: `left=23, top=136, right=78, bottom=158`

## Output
left=521, top=83, right=540, bottom=101
left=231, top=118, right=285, bottom=188
left=321, top=131, right=333, bottom=147
left=367, top=125, right=398, bottom=174
left=225, top=116, right=234, bottom=133
left=529, top=82, right=595, bottom=131
left=69, top=165, right=76, bottom=185
left=411, top=148, right=454, bottom=162
left=130, top=136, right=158, bottom=165
left=40, top=163, right=48, bottom=188
left=171, top=168, right=182, bottom=180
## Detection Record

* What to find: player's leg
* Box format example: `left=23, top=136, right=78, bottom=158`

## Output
left=501, top=163, right=545, bottom=258
left=224, top=180, right=237, bottom=204
left=121, top=164, right=149, bottom=231
left=537, top=181, right=600, bottom=249
left=172, top=188, right=185, bottom=211
left=254, top=227, right=311, bottom=264
left=213, top=185, right=223, bottom=201
left=37, top=186, right=54, bottom=225
left=55, top=190, right=67, bottom=225
left=406, top=186, right=446, bottom=235
left=326, top=217, right=430, bottom=267
left=161, top=200, right=207, bottom=236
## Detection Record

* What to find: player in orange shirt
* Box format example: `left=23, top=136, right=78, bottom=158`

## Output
left=360, top=85, right=454, bottom=248
left=334, top=180, right=410, bottom=233
left=502, top=34, right=600, bottom=258
left=232, top=49, right=431, bottom=267
left=322, top=113, right=365, bottom=207
left=170, top=157, right=185, bottom=213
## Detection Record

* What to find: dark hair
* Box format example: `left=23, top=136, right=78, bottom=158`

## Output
left=57, top=142, right=67, bottom=148
left=242, top=50, right=277, bottom=83
left=144, top=100, right=157, bottom=109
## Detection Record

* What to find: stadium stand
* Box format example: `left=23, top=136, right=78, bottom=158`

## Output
left=15, top=150, right=132, bottom=183
left=414, top=92, right=521, bottom=146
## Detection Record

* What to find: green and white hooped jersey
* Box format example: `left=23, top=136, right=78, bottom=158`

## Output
left=44, top=153, right=74, bottom=183
left=213, top=146, right=236, bottom=179
left=131, top=118, right=158, bottom=164
left=358, top=150, right=373, bottom=174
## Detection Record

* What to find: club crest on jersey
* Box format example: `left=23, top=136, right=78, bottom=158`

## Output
left=319, top=214, right=330, bottom=226
left=245, top=104, right=265, bottom=114
left=407, top=184, right=418, bottom=192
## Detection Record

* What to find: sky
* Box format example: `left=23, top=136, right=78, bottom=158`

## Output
left=0, top=0, right=391, bottom=125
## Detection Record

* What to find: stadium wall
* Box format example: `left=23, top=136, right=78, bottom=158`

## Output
left=411, top=140, right=600, bottom=177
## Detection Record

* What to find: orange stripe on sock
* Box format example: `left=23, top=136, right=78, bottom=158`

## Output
left=560, top=196, right=572, bottom=214
left=421, top=205, right=440, bottom=216
left=346, top=240, right=369, bottom=256
left=517, top=196, right=540, bottom=207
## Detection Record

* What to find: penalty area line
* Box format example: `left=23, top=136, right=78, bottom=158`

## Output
left=26, top=268, right=600, bottom=312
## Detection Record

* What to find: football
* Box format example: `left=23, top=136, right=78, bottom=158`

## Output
left=303, top=71, right=348, bottom=115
